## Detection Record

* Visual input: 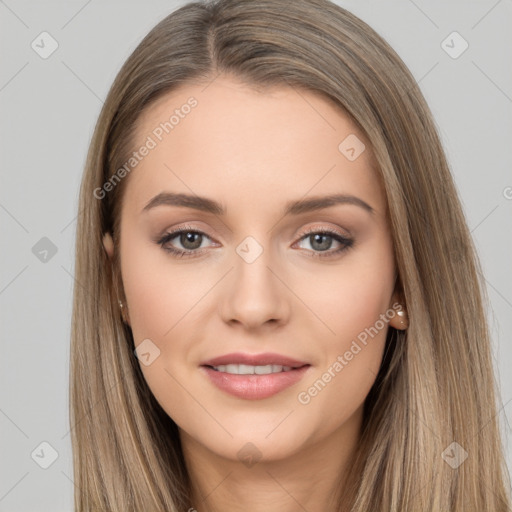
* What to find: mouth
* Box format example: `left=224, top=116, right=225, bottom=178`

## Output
left=204, top=363, right=307, bottom=374
left=199, top=353, right=311, bottom=400
left=200, top=351, right=309, bottom=369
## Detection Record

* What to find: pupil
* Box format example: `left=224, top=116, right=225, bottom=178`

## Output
left=311, top=234, right=331, bottom=251
left=182, top=232, right=202, bottom=250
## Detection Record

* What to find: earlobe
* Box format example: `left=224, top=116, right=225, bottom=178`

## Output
left=389, top=303, right=409, bottom=330
left=102, top=231, right=130, bottom=326
left=102, top=232, right=114, bottom=258
left=389, top=287, right=409, bottom=330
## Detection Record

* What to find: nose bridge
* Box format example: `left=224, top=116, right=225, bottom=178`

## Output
left=233, top=233, right=278, bottom=298
left=220, top=233, right=289, bottom=328
left=235, top=234, right=267, bottom=267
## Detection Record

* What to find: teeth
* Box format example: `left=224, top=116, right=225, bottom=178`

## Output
left=212, top=364, right=293, bottom=374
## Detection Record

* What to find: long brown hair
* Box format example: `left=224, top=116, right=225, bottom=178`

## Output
left=70, top=0, right=511, bottom=509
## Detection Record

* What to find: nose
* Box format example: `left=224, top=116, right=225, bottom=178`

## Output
left=219, top=239, right=291, bottom=331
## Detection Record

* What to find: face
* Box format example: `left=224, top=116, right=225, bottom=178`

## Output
left=103, top=75, right=405, bottom=463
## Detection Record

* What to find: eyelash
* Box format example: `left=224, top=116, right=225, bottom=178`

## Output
left=156, top=224, right=354, bottom=260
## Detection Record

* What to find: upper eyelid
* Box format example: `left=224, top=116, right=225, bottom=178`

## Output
left=299, top=225, right=350, bottom=237
left=162, top=224, right=348, bottom=235
left=159, top=225, right=350, bottom=245
left=162, top=225, right=215, bottom=241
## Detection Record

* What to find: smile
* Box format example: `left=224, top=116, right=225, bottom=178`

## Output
left=209, top=364, right=294, bottom=374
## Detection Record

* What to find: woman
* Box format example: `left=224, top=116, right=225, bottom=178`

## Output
left=70, top=0, right=511, bottom=510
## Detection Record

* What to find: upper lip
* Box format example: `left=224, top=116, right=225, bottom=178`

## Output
left=201, top=352, right=309, bottom=368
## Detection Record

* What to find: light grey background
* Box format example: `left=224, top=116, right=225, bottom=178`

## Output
left=1, top=1, right=511, bottom=510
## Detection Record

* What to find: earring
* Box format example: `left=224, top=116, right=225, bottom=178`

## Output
left=396, top=307, right=408, bottom=329
left=119, top=300, right=129, bottom=324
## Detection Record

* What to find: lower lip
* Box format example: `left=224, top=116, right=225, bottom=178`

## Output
left=200, top=365, right=311, bottom=400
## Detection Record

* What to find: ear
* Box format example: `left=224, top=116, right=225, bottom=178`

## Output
left=103, top=232, right=114, bottom=259
left=102, top=231, right=131, bottom=326
left=388, top=290, right=408, bottom=330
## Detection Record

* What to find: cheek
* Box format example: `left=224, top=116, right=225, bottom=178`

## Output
left=293, top=232, right=395, bottom=347
left=292, top=235, right=394, bottom=420
left=119, top=240, right=203, bottom=419
left=295, top=283, right=393, bottom=435
left=119, top=228, right=219, bottom=373
left=295, top=332, right=387, bottom=440
left=120, top=237, right=205, bottom=342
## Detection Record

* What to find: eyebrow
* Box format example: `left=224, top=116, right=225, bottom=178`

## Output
left=141, top=191, right=374, bottom=216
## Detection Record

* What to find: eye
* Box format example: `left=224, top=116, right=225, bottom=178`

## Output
left=156, top=225, right=354, bottom=259
left=156, top=225, right=216, bottom=258
left=294, top=227, right=354, bottom=259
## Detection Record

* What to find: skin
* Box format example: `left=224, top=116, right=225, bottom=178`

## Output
left=103, top=75, right=407, bottom=512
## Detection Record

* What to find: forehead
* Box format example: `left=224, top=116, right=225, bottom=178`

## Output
left=122, top=75, right=385, bottom=218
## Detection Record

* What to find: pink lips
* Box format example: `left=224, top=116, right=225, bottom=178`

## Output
left=200, top=352, right=311, bottom=400
left=201, top=352, right=309, bottom=368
